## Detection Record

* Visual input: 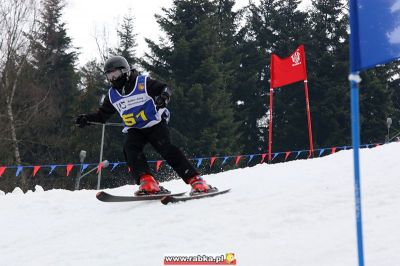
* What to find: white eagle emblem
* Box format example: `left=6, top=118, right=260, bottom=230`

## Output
left=291, top=50, right=301, bottom=66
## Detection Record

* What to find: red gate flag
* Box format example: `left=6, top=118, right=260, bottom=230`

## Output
left=270, top=45, right=307, bottom=88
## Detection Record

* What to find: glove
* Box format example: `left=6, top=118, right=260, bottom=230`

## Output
left=75, top=114, right=90, bottom=128
left=155, top=92, right=170, bottom=108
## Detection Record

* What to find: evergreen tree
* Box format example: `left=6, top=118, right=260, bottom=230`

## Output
left=268, top=0, right=311, bottom=152
left=385, top=62, right=400, bottom=141
left=71, top=60, right=128, bottom=188
left=359, top=66, right=397, bottom=143
left=308, top=0, right=397, bottom=147
left=28, top=0, right=78, bottom=162
left=305, top=0, right=351, bottom=148
left=238, top=0, right=309, bottom=153
left=142, top=0, right=242, bottom=157
left=70, top=60, right=107, bottom=163
left=229, top=1, right=274, bottom=153
left=114, top=11, right=138, bottom=65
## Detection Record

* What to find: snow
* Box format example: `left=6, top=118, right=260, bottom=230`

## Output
left=34, top=185, right=44, bottom=193
left=11, top=187, right=24, bottom=195
left=0, top=143, right=399, bottom=266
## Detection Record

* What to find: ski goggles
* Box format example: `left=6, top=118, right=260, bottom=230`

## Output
left=105, top=69, right=123, bottom=81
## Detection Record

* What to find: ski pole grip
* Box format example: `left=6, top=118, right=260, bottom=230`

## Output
left=102, top=160, right=110, bottom=168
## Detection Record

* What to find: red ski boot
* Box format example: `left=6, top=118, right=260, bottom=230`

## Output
left=188, top=176, right=217, bottom=195
left=134, top=174, right=160, bottom=196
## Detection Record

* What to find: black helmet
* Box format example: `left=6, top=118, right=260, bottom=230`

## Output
left=104, top=55, right=130, bottom=74
left=104, top=56, right=131, bottom=90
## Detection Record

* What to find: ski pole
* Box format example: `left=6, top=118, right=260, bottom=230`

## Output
left=76, top=160, right=109, bottom=190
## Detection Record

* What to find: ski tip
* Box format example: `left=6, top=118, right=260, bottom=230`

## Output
left=96, top=191, right=109, bottom=202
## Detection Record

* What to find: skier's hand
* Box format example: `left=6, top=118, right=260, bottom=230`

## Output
left=75, top=114, right=90, bottom=128
left=155, top=92, right=170, bottom=108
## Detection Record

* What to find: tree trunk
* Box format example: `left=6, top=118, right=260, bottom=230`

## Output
left=6, top=101, right=21, bottom=165
left=5, top=61, right=26, bottom=189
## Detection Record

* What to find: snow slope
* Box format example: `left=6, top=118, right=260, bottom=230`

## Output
left=1, top=143, right=399, bottom=266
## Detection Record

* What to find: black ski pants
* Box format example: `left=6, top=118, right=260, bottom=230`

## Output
left=123, top=120, right=199, bottom=185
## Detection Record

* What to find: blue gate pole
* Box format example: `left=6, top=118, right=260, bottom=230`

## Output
left=349, top=73, right=365, bottom=266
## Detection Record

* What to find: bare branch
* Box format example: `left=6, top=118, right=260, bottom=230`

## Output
left=93, top=25, right=111, bottom=64
left=0, top=0, right=39, bottom=165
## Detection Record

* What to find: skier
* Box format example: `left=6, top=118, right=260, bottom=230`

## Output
left=76, top=55, right=216, bottom=196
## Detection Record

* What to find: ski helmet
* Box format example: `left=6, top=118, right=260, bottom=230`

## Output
left=104, top=56, right=131, bottom=89
left=104, top=55, right=130, bottom=74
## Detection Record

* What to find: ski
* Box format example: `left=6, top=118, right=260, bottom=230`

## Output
left=96, top=191, right=186, bottom=202
left=160, top=189, right=231, bottom=205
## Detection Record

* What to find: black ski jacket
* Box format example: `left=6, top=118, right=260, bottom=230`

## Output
left=86, top=71, right=169, bottom=123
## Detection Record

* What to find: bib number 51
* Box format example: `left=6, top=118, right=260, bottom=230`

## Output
left=122, top=110, right=148, bottom=126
